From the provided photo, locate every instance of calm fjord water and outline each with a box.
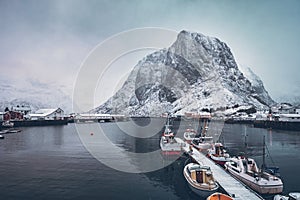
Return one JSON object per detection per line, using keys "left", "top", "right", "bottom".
{"left": 0, "top": 119, "right": 299, "bottom": 200}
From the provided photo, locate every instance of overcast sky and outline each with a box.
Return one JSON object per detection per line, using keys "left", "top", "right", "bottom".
{"left": 1, "top": 0, "right": 300, "bottom": 103}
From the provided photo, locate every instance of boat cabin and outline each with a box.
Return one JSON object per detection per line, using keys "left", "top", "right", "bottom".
{"left": 244, "top": 158, "right": 259, "bottom": 175}
{"left": 187, "top": 165, "right": 215, "bottom": 185}
{"left": 228, "top": 157, "right": 260, "bottom": 176}
{"left": 214, "top": 143, "right": 225, "bottom": 156}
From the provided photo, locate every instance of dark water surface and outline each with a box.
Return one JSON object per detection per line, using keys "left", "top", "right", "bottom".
{"left": 0, "top": 119, "right": 299, "bottom": 200}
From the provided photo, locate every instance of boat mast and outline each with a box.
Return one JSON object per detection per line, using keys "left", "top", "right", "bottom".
{"left": 262, "top": 135, "right": 266, "bottom": 171}
{"left": 202, "top": 117, "right": 207, "bottom": 137}
{"left": 167, "top": 113, "right": 170, "bottom": 127}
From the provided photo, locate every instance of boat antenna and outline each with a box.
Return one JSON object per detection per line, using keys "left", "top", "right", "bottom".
{"left": 167, "top": 113, "right": 170, "bottom": 126}
{"left": 202, "top": 117, "right": 208, "bottom": 137}
{"left": 244, "top": 134, "right": 248, "bottom": 147}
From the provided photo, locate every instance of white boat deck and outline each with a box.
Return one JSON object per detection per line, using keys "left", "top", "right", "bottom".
{"left": 182, "top": 143, "right": 264, "bottom": 200}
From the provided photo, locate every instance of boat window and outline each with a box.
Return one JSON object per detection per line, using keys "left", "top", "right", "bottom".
{"left": 196, "top": 171, "right": 203, "bottom": 183}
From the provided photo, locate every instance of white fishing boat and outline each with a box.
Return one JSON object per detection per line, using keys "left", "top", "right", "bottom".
{"left": 190, "top": 124, "right": 213, "bottom": 151}
{"left": 191, "top": 136, "right": 213, "bottom": 150}
{"left": 184, "top": 127, "right": 213, "bottom": 149}
{"left": 160, "top": 115, "right": 184, "bottom": 155}
{"left": 183, "top": 163, "right": 219, "bottom": 198}
{"left": 207, "top": 143, "right": 230, "bottom": 166}
{"left": 274, "top": 192, "right": 300, "bottom": 200}
{"left": 224, "top": 156, "right": 283, "bottom": 194}
{"left": 207, "top": 192, "right": 234, "bottom": 200}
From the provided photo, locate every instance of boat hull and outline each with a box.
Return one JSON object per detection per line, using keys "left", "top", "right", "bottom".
{"left": 183, "top": 164, "right": 219, "bottom": 198}
{"left": 192, "top": 143, "right": 212, "bottom": 151}
{"left": 226, "top": 166, "right": 283, "bottom": 194}
{"left": 207, "top": 154, "right": 230, "bottom": 167}
{"left": 188, "top": 183, "right": 218, "bottom": 198}
{"left": 184, "top": 138, "right": 193, "bottom": 144}
{"left": 160, "top": 137, "right": 182, "bottom": 155}
{"left": 206, "top": 192, "right": 233, "bottom": 200}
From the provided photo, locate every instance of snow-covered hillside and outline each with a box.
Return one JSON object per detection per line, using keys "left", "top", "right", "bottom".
{"left": 94, "top": 30, "right": 276, "bottom": 116}
{"left": 239, "top": 65, "right": 274, "bottom": 106}
{"left": 0, "top": 77, "right": 72, "bottom": 113}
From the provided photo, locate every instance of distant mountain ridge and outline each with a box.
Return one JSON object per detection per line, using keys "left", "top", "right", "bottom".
{"left": 94, "top": 30, "right": 275, "bottom": 116}
{"left": 0, "top": 77, "right": 72, "bottom": 113}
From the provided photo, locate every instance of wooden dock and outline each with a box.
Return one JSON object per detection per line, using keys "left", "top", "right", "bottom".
{"left": 181, "top": 143, "right": 264, "bottom": 200}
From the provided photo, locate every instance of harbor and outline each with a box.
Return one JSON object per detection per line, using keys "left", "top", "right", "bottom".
{"left": 2, "top": 1, "right": 300, "bottom": 200}
{"left": 0, "top": 119, "right": 299, "bottom": 200}
{"left": 161, "top": 114, "right": 280, "bottom": 200}
{"left": 0, "top": 108, "right": 298, "bottom": 200}
{"left": 181, "top": 144, "right": 263, "bottom": 200}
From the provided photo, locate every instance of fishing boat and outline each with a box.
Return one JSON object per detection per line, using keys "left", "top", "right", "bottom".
{"left": 191, "top": 136, "right": 213, "bottom": 150}
{"left": 160, "top": 115, "right": 184, "bottom": 155}
{"left": 183, "top": 128, "right": 197, "bottom": 143}
{"left": 274, "top": 192, "right": 300, "bottom": 200}
{"left": 207, "top": 143, "right": 231, "bottom": 166}
{"left": 224, "top": 156, "right": 283, "bottom": 194}
{"left": 0, "top": 129, "right": 9, "bottom": 134}
{"left": 207, "top": 192, "right": 234, "bottom": 200}
{"left": 7, "top": 129, "right": 21, "bottom": 133}
{"left": 191, "top": 125, "right": 213, "bottom": 151}
{"left": 183, "top": 163, "right": 219, "bottom": 198}
{"left": 191, "top": 114, "right": 213, "bottom": 151}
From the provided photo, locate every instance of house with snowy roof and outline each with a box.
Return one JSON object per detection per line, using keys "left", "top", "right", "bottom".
{"left": 28, "top": 108, "right": 64, "bottom": 120}
{"left": 11, "top": 105, "right": 31, "bottom": 115}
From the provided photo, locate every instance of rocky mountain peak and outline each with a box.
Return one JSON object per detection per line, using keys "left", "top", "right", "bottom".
{"left": 94, "top": 30, "right": 275, "bottom": 116}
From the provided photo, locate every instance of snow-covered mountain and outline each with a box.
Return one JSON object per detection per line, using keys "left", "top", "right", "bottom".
{"left": 238, "top": 65, "right": 274, "bottom": 106}
{"left": 0, "top": 77, "right": 72, "bottom": 113}
{"left": 94, "top": 30, "right": 275, "bottom": 116}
